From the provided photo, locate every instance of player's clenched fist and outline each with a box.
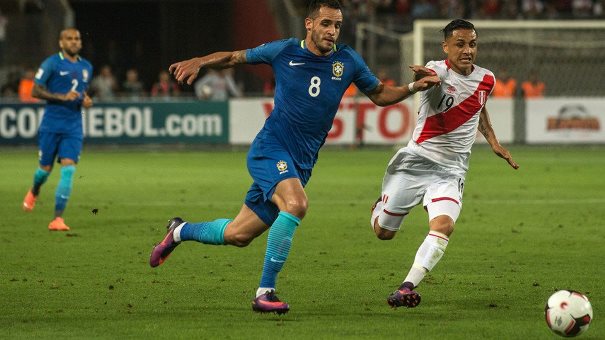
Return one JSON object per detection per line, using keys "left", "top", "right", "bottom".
{"left": 62, "top": 91, "right": 80, "bottom": 102}
{"left": 82, "top": 93, "right": 93, "bottom": 108}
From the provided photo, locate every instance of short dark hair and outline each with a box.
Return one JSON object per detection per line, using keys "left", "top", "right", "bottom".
{"left": 441, "top": 19, "right": 476, "bottom": 39}
{"left": 307, "top": 0, "right": 342, "bottom": 18}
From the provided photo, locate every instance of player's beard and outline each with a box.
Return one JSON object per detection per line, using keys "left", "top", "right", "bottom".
{"left": 63, "top": 46, "right": 81, "bottom": 58}
{"left": 311, "top": 31, "right": 334, "bottom": 55}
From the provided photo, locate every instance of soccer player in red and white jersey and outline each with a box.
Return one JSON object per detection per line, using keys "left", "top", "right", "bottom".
{"left": 370, "top": 19, "right": 519, "bottom": 308}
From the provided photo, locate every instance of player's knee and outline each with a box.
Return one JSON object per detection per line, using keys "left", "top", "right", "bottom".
{"left": 376, "top": 231, "right": 396, "bottom": 240}
{"left": 374, "top": 224, "right": 397, "bottom": 240}
{"left": 60, "top": 158, "right": 76, "bottom": 166}
{"left": 283, "top": 197, "right": 308, "bottom": 219}
{"left": 429, "top": 215, "right": 455, "bottom": 236}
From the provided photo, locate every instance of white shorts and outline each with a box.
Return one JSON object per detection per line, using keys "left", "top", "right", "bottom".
{"left": 374, "top": 151, "right": 465, "bottom": 231}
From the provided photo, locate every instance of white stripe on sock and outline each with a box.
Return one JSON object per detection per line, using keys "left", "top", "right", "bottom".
{"left": 172, "top": 222, "right": 186, "bottom": 243}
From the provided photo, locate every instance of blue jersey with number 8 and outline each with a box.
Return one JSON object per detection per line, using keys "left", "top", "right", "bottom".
{"left": 246, "top": 38, "right": 379, "bottom": 169}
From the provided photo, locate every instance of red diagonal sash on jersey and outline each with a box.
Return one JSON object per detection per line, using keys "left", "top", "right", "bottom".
{"left": 415, "top": 74, "right": 494, "bottom": 144}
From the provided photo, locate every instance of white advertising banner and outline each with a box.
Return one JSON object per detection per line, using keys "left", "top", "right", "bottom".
{"left": 230, "top": 97, "right": 514, "bottom": 145}
{"left": 229, "top": 97, "right": 417, "bottom": 145}
{"left": 229, "top": 98, "right": 270, "bottom": 144}
{"left": 526, "top": 98, "right": 604, "bottom": 143}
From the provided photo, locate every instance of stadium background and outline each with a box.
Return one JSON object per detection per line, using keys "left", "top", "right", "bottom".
{"left": 1, "top": 1, "right": 604, "bottom": 339}
{"left": 1, "top": 0, "right": 604, "bottom": 147}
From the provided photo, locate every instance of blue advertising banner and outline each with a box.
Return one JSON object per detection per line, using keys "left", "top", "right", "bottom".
{"left": 0, "top": 101, "right": 229, "bottom": 144}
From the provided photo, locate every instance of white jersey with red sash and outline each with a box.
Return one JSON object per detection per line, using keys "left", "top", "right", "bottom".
{"left": 406, "top": 59, "right": 495, "bottom": 174}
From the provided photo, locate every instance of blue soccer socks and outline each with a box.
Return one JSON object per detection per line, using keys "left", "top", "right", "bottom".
{"left": 178, "top": 219, "right": 231, "bottom": 245}
{"left": 54, "top": 165, "right": 75, "bottom": 215}
{"left": 259, "top": 211, "right": 301, "bottom": 289}
{"left": 168, "top": 211, "right": 300, "bottom": 290}
{"left": 32, "top": 167, "right": 50, "bottom": 195}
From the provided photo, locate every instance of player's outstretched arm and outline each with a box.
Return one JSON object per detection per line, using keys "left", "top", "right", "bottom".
{"left": 366, "top": 75, "right": 440, "bottom": 107}
{"left": 169, "top": 50, "right": 247, "bottom": 85}
{"left": 32, "top": 84, "right": 79, "bottom": 102}
{"left": 479, "top": 106, "right": 519, "bottom": 170}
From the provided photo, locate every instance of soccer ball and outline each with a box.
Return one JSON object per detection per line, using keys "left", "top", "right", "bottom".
{"left": 545, "top": 290, "right": 593, "bottom": 337}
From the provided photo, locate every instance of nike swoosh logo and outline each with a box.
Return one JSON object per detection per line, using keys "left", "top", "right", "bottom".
{"left": 270, "top": 257, "right": 285, "bottom": 263}
{"left": 60, "top": 71, "right": 69, "bottom": 76}
{"left": 59, "top": 195, "right": 69, "bottom": 199}
{"left": 289, "top": 61, "right": 305, "bottom": 66}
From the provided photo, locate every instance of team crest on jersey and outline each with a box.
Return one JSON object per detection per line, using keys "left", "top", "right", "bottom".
{"left": 82, "top": 69, "right": 89, "bottom": 82}
{"left": 276, "top": 160, "right": 288, "bottom": 174}
{"left": 332, "top": 61, "right": 344, "bottom": 80}
{"left": 478, "top": 90, "right": 487, "bottom": 105}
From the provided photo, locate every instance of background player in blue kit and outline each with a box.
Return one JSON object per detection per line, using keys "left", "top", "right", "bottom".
{"left": 150, "top": 0, "right": 439, "bottom": 314}
{"left": 22, "top": 28, "right": 93, "bottom": 231}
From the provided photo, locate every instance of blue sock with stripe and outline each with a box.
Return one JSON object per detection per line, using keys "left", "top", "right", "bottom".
{"left": 32, "top": 168, "right": 50, "bottom": 195}
{"left": 259, "top": 211, "right": 301, "bottom": 289}
{"left": 55, "top": 165, "right": 75, "bottom": 214}
{"left": 179, "top": 219, "right": 230, "bottom": 245}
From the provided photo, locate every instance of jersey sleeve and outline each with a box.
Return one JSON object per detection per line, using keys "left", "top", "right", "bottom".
{"left": 34, "top": 56, "right": 55, "bottom": 86}
{"left": 246, "top": 38, "right": 294, "bottom": 65}
{"left": 86, "top": 61, "right": 94, "bottom": 90}
{"left": 425, "top": 60, "right": 447, "bottom": 81}
{"left": 486, "top": 70, "right": 496, "bottom": 96}
{"left": 348, "top": 48, "right": 379, "bottom": 94}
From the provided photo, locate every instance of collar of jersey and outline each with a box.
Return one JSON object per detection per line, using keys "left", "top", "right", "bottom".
{"left": 59, "top": 51, "right": 81, "bottom": 62}
{"left": 300, "top": 39, "right": 337, "bottom": 55}
{"left": 444, "top": 58, "right": 475, "bottom": 76}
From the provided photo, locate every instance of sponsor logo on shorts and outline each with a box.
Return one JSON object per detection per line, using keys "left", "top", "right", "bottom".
{"left": 276, "top": 160, "right": 288, "bottom": 174}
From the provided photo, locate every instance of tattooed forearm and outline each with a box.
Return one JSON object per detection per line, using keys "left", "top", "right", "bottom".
{"left": 478, "top": 119, "right": 490, "bottom": 137}
{"left": 231, "top": 50, "right": 247, "bottom": 65}
{"left": 32, "top": 84, "right": 64, "bottom": 101}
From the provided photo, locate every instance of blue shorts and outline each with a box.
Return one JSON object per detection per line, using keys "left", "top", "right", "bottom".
{"left": 245, "top": 135, "right": 311, "bottom": 226}
{"left": 38, "top": 131, "right": 83, "bottom": 166}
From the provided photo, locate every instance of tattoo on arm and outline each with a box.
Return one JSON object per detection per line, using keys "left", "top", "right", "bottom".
{"left": 231, "top": 50, "right": 247, "bottom": 65}
{"left": 32, "top": 84, "right": 63, "bottom": 101}
{"left": 200, "top": 50, "right": 247, "bottom": 70}
{"left": 478, "top": 118, "right": 490, "bottom": 137}
{"left": 479, "top": 108, "right": 499, "bottom": 146}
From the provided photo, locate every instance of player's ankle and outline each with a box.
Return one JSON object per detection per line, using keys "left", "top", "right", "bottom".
{"left": 402, "top": 281, "right": 415, "bottom": 290}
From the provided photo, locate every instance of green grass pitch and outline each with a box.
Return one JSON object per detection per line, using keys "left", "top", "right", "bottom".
{"left": 1, "top": 145, "right": 603, "bottom": 339}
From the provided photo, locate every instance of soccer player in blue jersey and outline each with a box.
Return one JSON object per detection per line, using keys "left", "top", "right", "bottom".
{"left": 22, "top": 28, "right": 93, "bottom": 231}
{"left": 150, "top": 0, "right": 439, "bottom": 314}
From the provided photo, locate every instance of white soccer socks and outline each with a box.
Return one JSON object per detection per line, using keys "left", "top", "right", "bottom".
{"left": 403, "top": 231, "right": 449, "bottom": 287}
